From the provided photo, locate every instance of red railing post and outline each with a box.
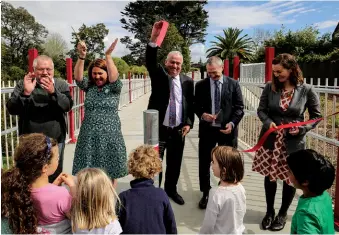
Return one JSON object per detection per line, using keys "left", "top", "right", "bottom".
{"left": 80, "top": 90, "right": 84, "bottom": 122}
{"left": 191, "top": 71, "right": 194, "bottom": 80}
{"left": 233, "top": 56, "right": 240, "bottom": 80}
{"left": 66, "top": 58, "right": 76, "bottom": 143}
{"left": 334, "top": 128, "right": 339, "bottom": 230}
{"left": 224, "top": 58, "right": 229, "bottom": 76}
{"left": 28, "top": 48, "right": 38, "bottom": 73}
{"left": 128, "top": 71, "right": 132, "bottom": 103}
{"left": 265, "top": 47, "right": 275, "bottom": 83}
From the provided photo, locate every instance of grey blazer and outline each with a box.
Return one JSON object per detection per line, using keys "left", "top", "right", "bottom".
{"left": 257, "top": 82, "right": 321, "bottom": 154}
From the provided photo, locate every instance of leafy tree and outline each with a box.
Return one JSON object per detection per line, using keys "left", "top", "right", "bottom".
{"left": 43, "top": 33, "right": 68, "bottom": 59}
{"left": 68, "top": 23, "right": 109, "bottom": 67}
{"left": 181, "top": 44, "right": 191, "bottom": 73}
{"left": 252, "top": 25, "right": 338, "bottom": 63}
{"left": 252, "top": 28, "right": 271, "bottom": 52}
{"left": 332, "top": 22, "right": 339, "bottom": 46}
{"left": 121, "top": 54, "right": 138, "bottom": 66}
{"left": 112, "top": 57, "right": 130, "bottom": 77}
{"left": 130, "top": 65, "right": 148, "bottom": 75}
{"left": 206, "top": 28, "right": 254, "bottom": 61}
{"left": 43, "top": 33, "right": 68, "bottom": 79}
{"left": 1, "top": 2, "right": 48, "bottom": 75}
{"left": 120, "top": 1, "right": 208, "bottom": 64}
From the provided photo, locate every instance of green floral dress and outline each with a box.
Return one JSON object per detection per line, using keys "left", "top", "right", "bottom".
{"left": 72, "top": 78, "right": 127, "bottom": 179}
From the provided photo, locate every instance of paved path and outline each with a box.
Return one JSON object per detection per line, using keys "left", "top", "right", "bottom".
{"left": 63, "top": 93, "right": 299, "bottom": 234}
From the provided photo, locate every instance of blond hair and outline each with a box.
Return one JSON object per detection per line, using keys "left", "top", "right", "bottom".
{"left": 71, "top": 168, "right": 120, "bottom": 232}
{"left": 128, "top": 145, "right": 162, "bottom": 179}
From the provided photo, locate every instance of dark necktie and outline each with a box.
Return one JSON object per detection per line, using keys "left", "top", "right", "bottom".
{"left": 214, "top": 80, "right": 220, "bottom": 114}
{"left": 169, "top": 79, "right": 176, "bottom": 127}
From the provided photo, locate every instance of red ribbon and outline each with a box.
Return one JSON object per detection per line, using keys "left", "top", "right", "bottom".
{"left": 241, "top": 111, "right": 339, "bottom": 153}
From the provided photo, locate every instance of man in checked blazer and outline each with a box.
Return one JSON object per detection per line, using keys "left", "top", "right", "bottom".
{"left": 194, "top": 56, "right": 244, "bottom": 209}
{"left": 145, "top": 21, "right": 195, "bottom": 205}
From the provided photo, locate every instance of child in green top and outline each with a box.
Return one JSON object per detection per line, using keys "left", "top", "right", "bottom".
{"left": 287, "top": 149, "right": 335, "bottom": 234}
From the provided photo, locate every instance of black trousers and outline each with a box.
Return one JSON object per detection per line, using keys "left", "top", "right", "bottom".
{"left": 199, "top": 127, "right": 236, "bottom": 193}
{"left": 159, "top": 124, "right": 185, "bottom": 193}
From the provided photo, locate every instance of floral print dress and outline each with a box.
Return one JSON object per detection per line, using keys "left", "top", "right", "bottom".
{"left": 72, "top": 77, "right": 127, "bottom": 179}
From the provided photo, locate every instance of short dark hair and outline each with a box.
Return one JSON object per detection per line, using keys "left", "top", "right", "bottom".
{"left": 287, "top": 149, "right": 335, "bottom": 196}
{"left": 211, "top": 146, "right": 244, "bottom": 183}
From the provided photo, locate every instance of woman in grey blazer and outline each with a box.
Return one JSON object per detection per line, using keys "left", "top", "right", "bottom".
{"left": 252, "top": 53, "right": 321, "bottom": 231}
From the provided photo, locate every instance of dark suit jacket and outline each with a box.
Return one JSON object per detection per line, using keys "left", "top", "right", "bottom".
{"left": 145, "top": 44, "right": 194, "bottom": 128}
{"left": 194, "top": 76, "right": 244, "bottom": 140}
{"left": 257, "top": 82, "right": 321, "bottom": 154}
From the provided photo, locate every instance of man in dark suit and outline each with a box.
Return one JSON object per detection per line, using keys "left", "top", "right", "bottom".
{"left": 194, "top": 56, "right": 244, "bottom": 209}
{"left": 145, "top": 21, "right": 194, "bottom": 205}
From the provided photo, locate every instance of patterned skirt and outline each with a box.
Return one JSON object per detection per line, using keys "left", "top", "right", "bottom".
{"left": 252, "top": 129, "right": 292, "bottom": 185}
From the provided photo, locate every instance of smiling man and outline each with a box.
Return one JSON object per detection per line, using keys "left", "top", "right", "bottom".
{"left": 6, "top": 55, "right": 73, "bottom": 183}
{"left": 145, "top": 21, "right": 195, "bottom": 205}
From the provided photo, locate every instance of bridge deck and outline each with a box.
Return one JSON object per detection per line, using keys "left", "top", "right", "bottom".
{"left": 63, "top": 93, "right": 299, "bottom": 234}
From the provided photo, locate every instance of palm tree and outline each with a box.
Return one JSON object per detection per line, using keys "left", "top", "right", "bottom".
{"left": 206, "top": 28, "right": 254, "bottom": 60}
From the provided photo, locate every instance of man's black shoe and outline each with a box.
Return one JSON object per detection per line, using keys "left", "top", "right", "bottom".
{"left": 166, "top": 191, "right": 185, "bottom": 205}
{"left": 198, "top": 193, "right": 209, "bottom": 209}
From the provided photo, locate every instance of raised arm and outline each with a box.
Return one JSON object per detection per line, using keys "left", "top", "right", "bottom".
{"left": 145, "top": 21, "right": 163, "bottom": 77}
{"left": 74, "top": 41, "right": 87, "bottom": 82}
{"left": 105, "top": 39, "right": 119, "bottom": 83}
{"left": 6, "top": 73, "right": 36, "bottom": 116}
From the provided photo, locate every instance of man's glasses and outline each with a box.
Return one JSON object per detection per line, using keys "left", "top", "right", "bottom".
{"left": 36, "top": 68, "right": 54, "bottom": 72}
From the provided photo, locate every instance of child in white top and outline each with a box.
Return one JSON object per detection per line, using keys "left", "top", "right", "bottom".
{"left": 200, "top": 146, "right": 246, "bottom": 234}
{"left": 71, "top": 168, "right": 122, "bottom": 234}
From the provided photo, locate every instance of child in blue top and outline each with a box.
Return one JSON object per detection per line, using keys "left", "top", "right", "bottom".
{"left": 287, "top": 149, "right": 335, "bottom": 234}
{"left": 117, "top": 145, "right": 177, "bottom": 234}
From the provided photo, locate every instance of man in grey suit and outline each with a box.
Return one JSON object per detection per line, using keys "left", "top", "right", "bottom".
{"left": 194, "top": 56, "right": 244, "bottom": 209}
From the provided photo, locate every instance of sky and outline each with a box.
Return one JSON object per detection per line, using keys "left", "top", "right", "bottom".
{"left": 8, "top": 0, "right": 339, "bottom": 63}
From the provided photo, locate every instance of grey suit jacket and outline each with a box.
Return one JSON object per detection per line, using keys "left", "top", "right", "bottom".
{"left": 257, "top": 82, "right": 321, "bottom": 154}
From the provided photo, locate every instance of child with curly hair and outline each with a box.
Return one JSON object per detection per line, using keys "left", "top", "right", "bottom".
{"left": 1, "top": 133, "right": 75, "bottom": 234}
{"left": 117, "top": 145, "right": 177, "bottom": 234}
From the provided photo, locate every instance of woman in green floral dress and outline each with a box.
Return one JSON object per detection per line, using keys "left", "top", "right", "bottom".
{"left": 72, "top": 39, "right": 127, "bottom": 181}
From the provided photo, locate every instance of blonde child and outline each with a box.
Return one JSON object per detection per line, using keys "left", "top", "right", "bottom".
{"left": 200, "top": 146, "right": 246, "bottom": 234}
{"left": 71, "top": 168, "right": 122, "bottom": 234}
{"left": 117, "top": 145, "right": 177, "bottom": 234}
{"left": 1, "top": 133, "right": 75, "bottom": 234}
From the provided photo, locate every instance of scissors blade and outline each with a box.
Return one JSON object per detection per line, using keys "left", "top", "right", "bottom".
{"left": 71, "top": 26, "right": 81, "bottom": 41}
